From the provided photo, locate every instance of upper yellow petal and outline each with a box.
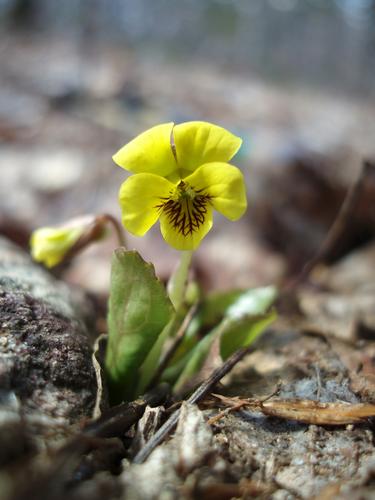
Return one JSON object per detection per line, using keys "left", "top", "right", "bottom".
{"left": 113, "top": 122, "right": 177, "bottom": 177}
{"left": 119, "top": 173, "right": 174, "bottom": 236}
{"left": 184, "top": 162, "right": 247, "bottom": 221}
{"left": 173, "top": 121, "right": 242, "bottom": 174}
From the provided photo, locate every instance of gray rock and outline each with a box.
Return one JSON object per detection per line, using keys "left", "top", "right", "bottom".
{"left": 0, "top": 236, "right": 97, "bottom": 461}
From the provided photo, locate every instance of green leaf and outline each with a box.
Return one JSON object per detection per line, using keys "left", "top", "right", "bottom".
{"left": 220, "top": 309, "right": 276, "bottom": 360}
{"left": 105, "top": 249, "right": 174, "bottom": 402}
{"left": 168, "top": 286, "right": 277, "bottom": 367}
{"left": 161, "top": 352, "right": 191, "bottom": 384}
{"left": 220, "top": 286, "right": 278, "bottom": 359}
{"left": 198, "top": 289, "right": 244, "bottom": 326}
{"left": 165, "top": 313, "right": 200, "bottom": 367}
{"left": 172, "top": 329, "right": 216, "bottom": 394}
{"left": 135, "top": 311, "right": 182, "bottom": 396}
{"left": 172, "top": 286, "right": 277, "bottom": 394}
{"left": 165, "top": 290, "right": 242, "bottom": 367}
{"left": 225, "top": 286, "right": 277, "bottom": 319}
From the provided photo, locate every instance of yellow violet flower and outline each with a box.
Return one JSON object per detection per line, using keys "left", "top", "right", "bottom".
{"left": 113, "top": 121, "right": 247, "bottom": 250}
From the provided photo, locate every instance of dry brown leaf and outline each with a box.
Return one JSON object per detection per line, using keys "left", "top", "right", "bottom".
{"left": 209, "top": 394, "right": 375, "bottom": 425}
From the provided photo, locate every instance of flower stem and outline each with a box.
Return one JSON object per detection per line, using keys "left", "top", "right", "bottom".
{"left": 98, "top": 214, "right": 127, "bottom": 248}
{"left": 167, "top": 250, "right": 193, "bottom": 310}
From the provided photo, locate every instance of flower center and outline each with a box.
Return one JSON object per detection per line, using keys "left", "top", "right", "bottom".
{"left": 156, "top": 181, "right": 212, "bottom": 236}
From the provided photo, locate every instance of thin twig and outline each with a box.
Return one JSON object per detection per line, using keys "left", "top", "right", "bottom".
{"left": 207, "top": 401, "right": 246, "bottom": 425}
{"left": 83, "top": 383, "right": 170, "bottom": 439}
{"left": 133, "top": 347, "right": 249, "bottom": 464}
{"left": 147, "top": 304, "right": 198, "bottom": 389}
{"left": 288, "top": 160, "right": 374, "bottom": 289}
{"left": 208, "top": 384, "right": 282, "bottom": 425}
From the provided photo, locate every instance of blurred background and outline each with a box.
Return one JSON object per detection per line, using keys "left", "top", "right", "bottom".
{"left": 1, "top": 0, "right": 375, "bottom": 294}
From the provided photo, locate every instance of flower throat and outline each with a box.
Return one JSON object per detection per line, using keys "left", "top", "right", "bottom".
{"left": 156, "top": 181, "right": 212, "bottom": 236}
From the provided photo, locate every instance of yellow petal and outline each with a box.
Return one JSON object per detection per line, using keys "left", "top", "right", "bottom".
{"left": 173, "top": 121, "right": 242, "bottom": 173}
{"left": 160, "top": 204, "right": 213, "bottom": 251}
{"left": 113, "top": 122, "right": 177, "bottom": 177}
{"left": 30, "top": 226, "right": 83, "bottom": 268}
{"left": 184, "top": 162, "right": 247, "bottom": 220}
{"left": 119, "top": 173, "right": 174, "bottom": 236}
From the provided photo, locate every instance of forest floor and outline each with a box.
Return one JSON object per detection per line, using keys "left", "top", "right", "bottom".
{"left": 0, "top": 34, "right": 374, "bottom": 499}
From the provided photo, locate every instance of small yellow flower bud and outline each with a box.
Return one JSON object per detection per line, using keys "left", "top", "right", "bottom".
{"left": 30, "top": 215, "right": 105, "bottom": 268}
